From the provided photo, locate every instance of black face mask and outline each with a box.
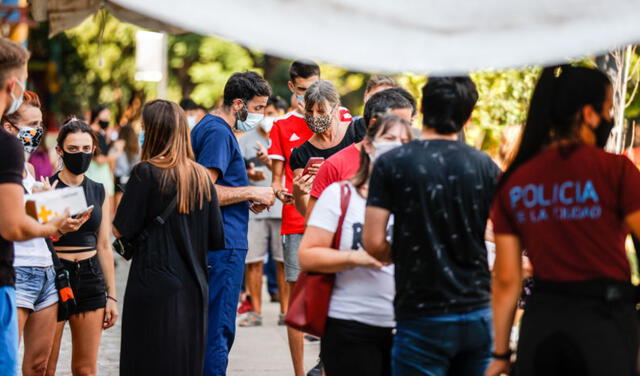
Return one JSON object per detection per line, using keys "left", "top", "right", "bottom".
{"left": 98, "top": 120, "right": 109, "bottom": 130}
{"left": 594, "top": 114, "right": 615, "bottom": 149}
{"left": 62, "top": 151, "right": 92, "bottom": 175}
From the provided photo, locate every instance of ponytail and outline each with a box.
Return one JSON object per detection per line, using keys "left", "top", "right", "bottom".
{"left": 498, "top": 65, "right": 611, "bottom": 189}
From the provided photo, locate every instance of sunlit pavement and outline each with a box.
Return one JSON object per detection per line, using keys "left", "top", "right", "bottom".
{"left": 21, "top": 255, "right": 318, "bottom": 375}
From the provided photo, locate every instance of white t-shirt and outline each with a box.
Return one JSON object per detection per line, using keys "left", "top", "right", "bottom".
{"left": 307, "top": 182, "right": 395, "bottom": 328}
{"left": 13, "top": 166, "right": 52, "bottom": 267}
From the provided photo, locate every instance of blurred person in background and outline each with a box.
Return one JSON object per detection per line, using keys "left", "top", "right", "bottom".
{"left": 109, "top": 125, "right": 140, "bottom": 210}
{"left": 238, "top": 95, "right": 286, "bottom": 327}
{"left": 114, "top": 99, "right": 224, "bottom": 376}
{"left": 349, "top": 75, "right": 398, "bottom": 142}
{"left": 86, "top": 105, "right": 116, "bottom": 215}
{"left": 46, "top": 119, "right": 119, "bottom": 376}
{"left": 180, "top": 98, "right": 208, "bottom": 129}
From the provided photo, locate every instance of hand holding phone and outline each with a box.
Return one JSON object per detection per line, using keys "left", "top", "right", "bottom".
{"left": 73, "top": 205, "right": 95, "bottom": 220}
{"left": 302, "top": 157, "right": 324, "bottom": 176}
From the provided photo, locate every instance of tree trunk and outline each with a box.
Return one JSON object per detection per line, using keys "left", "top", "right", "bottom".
{"left": 596, "top": 46, "right": 633, "bottom": 153}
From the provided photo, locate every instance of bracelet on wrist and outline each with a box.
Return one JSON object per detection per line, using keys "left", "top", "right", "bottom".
{"left": 491, "top": 350, "right": 512, "bottom": 360}
{"left": 56, "top": 228, "right": 65, "bottom": 237}
{"left": 106, "top": 295, "right": 118, "bottom": 303}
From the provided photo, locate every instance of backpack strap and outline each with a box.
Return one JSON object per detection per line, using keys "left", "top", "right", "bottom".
{"left": 332, "top": 182, "right": 352, "bottom": 250}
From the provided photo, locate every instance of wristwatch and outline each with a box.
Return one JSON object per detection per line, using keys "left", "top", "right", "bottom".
{"left": 491, "top": 350, "right": 512, "bottom": 360}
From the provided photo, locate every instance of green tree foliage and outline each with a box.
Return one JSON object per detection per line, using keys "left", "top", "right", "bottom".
{"left": 53, "top": 12, "right": 548, "bottom": 155}
{"left": 469, "top": 68, "right": 540, "bottom": 154}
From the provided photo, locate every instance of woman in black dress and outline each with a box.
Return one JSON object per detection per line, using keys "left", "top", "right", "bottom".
{"left": 113, "top": 99, "right": 224, "bottom": 375}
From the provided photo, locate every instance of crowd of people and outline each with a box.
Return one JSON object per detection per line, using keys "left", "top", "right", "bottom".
{"left": 1, "top": 34, "right": 640, "bottom": 376}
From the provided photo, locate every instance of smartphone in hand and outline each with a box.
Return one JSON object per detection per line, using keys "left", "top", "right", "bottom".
{"left": 72, "top": 205, "right": 95, "bottom": 219}
{"left": 302, "top": 157, "right": 325, "bottom": 176}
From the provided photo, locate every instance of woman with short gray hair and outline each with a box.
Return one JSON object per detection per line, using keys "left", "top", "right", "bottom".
{"left": 290, "top": 80, "right": 359, "bottom": 217}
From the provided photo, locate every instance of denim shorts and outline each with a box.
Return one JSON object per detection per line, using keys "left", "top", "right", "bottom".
{"left": 282, "top": 233, "right": 303, "bottom": 282}
{"left": 15, "top": 265, "right": 58, "bottom": 312}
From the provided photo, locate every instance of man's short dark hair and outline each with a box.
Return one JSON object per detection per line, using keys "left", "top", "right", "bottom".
{"left": 223, "top": 71, "right": 272, "bottom": 107}
{"left": 421, "top": 76, "right": 478, "bottom": 134}
{"left": 180, "top": 98, "right": 197, "bottom": 111}
{"left": 289, "top": 60, "right": 320, "bottom": 82}
{"left": 388, "top": 87, "right": 417, "bottom": 117}
{"left": 0, "top": 38, "right": 29, "bottom": 88}
{"left": 363, "top": 88, "right": 414, "bottom": 126}
{"left": 267, "top": 95, "right": 289, "bottom": 113}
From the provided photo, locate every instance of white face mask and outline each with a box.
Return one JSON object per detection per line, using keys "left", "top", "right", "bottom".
{"left": 372, "top": 141, "right": 402, "bottom": 161}
{"left": 236, "top": 112, "right": 264, "bottom": 132}
{"left": 6, "top": 79, "right": 25, "bottom": 115}
{"left": 187, "top": 115, "right": 197, "bottom": 129}
{"left": 259, "top": 116, "right": 276, "bottom": 133}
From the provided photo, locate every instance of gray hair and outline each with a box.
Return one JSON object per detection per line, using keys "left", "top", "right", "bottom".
{"left": 304, "top": 80, "right": 340, "bottom": 113}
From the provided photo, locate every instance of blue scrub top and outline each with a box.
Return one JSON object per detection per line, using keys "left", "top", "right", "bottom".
{"left": 191, "top": 114, "right": 249, "bottom": 250}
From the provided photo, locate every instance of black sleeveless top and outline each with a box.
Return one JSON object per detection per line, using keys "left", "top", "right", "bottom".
{"left": 50, "top": 172, "right": 105, "bottom": 248}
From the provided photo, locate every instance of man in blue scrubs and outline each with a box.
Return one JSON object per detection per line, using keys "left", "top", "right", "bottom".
{"left": 192, "top": 71, "right": 276, "bottom": 376}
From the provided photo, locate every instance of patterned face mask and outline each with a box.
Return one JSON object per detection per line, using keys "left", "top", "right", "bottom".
{"left": 15, "top": 124, "right": 44, "bottom": 153}
{"left": 305, "top": 106, "right": 336, "bottom": 134}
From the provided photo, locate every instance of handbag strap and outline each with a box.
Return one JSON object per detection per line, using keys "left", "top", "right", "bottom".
{"left": 45, "top": 237, "right": 63, "bottom": 270}
{"left": 154, "top": 196, "right": 178, "bottom": 225}
{"left": 139, "top": 196, "right": 177, "bottom": 239}
{"left": 332, "top": 182, "right": 352, "bottom": 250}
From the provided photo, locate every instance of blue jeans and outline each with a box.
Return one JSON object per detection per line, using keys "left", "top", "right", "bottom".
{"left": 392, "top": 308, "right": 492, "bottom": 376}
{"left": 0, "top": 286, "right": 18, "bottom": 376}
{"left": 204, "top": 249, "right": 247, "bottom": 376}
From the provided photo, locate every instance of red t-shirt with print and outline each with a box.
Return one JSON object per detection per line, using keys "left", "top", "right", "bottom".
{"left": 268, "top": 111, "right": 314, "bottom": 234}
{"left": 491, "top": 144, "right": 640, "bottom": 282}
{"left": 310, "top": 144, "right": 360, "bottom": 199}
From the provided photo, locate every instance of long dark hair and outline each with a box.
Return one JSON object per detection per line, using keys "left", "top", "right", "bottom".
{"left": 351, "top": 114, "right": 412, "bottom": 190}
{"left": 498, "top": 65, "right": 611, "bottom": 189}
{"left": 118, "top": 125, "right": 140, "bottom": 163}
{"left": 141, "top": 99, "right": 212, "bottom": 214}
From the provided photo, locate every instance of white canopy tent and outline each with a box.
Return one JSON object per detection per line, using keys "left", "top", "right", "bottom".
{"left": 31, "top": 0, "right": 640, "bottom": 74}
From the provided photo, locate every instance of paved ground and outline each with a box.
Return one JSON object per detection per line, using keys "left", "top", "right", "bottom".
{"left": 21, "top": 257, "right": 319, "bottom": 375}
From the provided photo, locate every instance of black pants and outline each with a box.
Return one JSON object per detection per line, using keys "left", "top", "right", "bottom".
{"left": 321, "top": 317, "right": 393, "bottom": 376}
{"left": 516, "top": 280, "right": 639, "bottom": 376}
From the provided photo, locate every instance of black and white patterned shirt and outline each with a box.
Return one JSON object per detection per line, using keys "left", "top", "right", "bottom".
{"left": 367, "top": 139, "right": 501, "bottom": 318}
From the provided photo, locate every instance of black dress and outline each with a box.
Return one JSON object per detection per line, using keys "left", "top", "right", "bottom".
{"left": 114, "top": 162, "right": 224, "bottom": 376}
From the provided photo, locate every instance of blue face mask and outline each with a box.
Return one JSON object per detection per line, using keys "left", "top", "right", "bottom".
{"left": 296, "top": 94, "right": 304, "bottom": 104}
{"left": 138, "top": 130, "right": 145, "bottom": 148}
{"left": 236, "top": 112, "right": 264, "bottom": 132}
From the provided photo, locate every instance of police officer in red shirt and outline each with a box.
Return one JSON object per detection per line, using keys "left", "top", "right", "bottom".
{"left": 489, "top": 65, "right": 640, "bottom": 376}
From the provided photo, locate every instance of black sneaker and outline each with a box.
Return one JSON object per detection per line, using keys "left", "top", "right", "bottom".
{"left": 306, "top": 360, "right": 323, "bottom": 376}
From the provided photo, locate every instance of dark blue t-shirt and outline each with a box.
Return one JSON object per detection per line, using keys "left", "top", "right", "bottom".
{"left": 191, "top": 114, "right": 249, "bottom": 250}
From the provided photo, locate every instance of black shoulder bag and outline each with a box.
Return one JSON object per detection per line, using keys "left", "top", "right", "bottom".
{"left": 113, "top": 197, "right": 177, "bottom": 260}
{"left": 45, "top": 238, "right": 77, "bottom": 319}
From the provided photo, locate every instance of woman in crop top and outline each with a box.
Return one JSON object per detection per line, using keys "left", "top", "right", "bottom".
{"left": 2, "top": 91, "right": 86, "bottom": 375}
{"left": 45, "top": 119, "right": 118, "bottom": 376}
